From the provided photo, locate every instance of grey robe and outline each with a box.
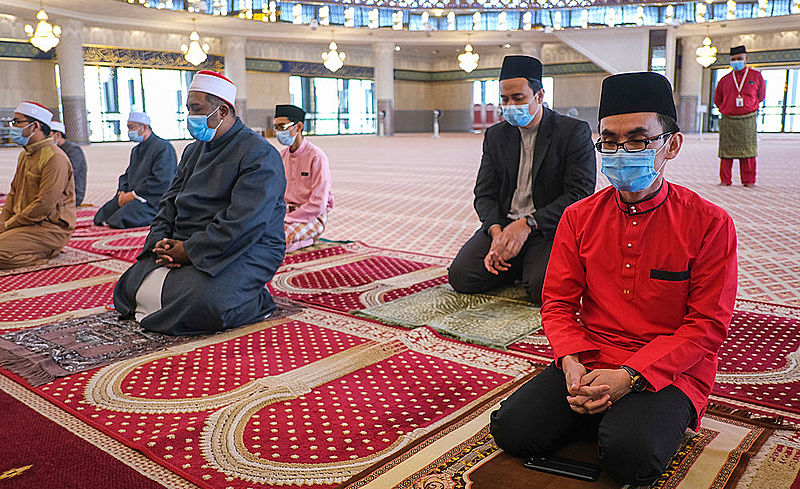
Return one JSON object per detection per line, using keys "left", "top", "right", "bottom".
{"left": 59, "top": 139, "right": 87, "bottom": 206}
{"left": 113, "top": 119, "right": 287, "bottom": 335}
{"left": 93, "top": 133, "right": 177, "bottom": 228}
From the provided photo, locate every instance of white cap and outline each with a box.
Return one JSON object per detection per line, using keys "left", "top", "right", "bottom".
{"left": 15, "top": 101, "right": 53, "bottom": 126}
{"left": 127, "top": 111, "right": 151, "bottom": 126}
{"left": 189, "top": 70, "right": 237, "bottom": 107}
{"left": 50, "top": 120, "right": 66, "bottom": 134}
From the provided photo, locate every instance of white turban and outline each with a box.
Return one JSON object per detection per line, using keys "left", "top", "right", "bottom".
{"left": 189, "top": 70, "right": 237, "bottom": 107}
{"left": 127, "top": 111, "right": 151, "bottom": 126}
{"left": 50, "top": 120, "right": 66, "bottom": 134}
{"left": 15, "top": 101, "right": 53, "bottom": 126}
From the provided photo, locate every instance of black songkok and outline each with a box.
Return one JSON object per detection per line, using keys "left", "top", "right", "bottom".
{"left": 499, "top": 55, "right": 543, "bottom": 84}
{"left": 598, "top": 72, "right": 677, "bottom": 122}
{"left": 275, "top": 104, "right": 306, "bottom": 124}
{"left": 730, "top": 45, "right": 747, "bottom": 55}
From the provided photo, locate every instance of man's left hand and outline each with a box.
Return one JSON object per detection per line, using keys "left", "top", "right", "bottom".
{"left": 153, "top": 239, "right": 190, "bottom": 268}
{"left": 567, "top": 369, "right": 632, "bottom": 415}
{"left": 497, "top": 218, "right": 531, "bottom": 261}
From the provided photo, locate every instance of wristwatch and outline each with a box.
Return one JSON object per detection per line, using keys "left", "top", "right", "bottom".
{"left": 525, "top": 213, "right": 538, "bottom": 231}
{"left": 620, "top": 365, "right": 648, "bottom": 392}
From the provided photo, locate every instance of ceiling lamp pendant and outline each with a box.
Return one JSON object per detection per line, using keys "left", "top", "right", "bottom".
{"left": 322, "top": 41, "right": 346, "bottom": 72}
{"left": 498, "top": 11, "right": 507, "bottom": 30}
{"left": 25, "top": 7, "right": 61, "bottom": 53}
{"left": 579, "top": 9, "right": 589, "bottom": 28}
{"left": 447, "top": 11, "right": 456, "bottom": 30}
{"left": 522, "top": 11, "right": 532, "bottom": 30}
{"left": 695, "top": 3, "right": 707, "bottom": 22}
{"left": 635, "top": 5, "right": 645, "bottom": 26}
{"left": 695, "top": 36, "right": 717, "bottom": 68}
{"left": 458, "top": 43, "right": 479, "bottom": 73}
{"left": 791, "top": 0, "right": 800, "bottom": 14}
{"left": 368, "top": 9, "right": 379, "bottom": 28}
{"left": 472, "top": 12, "right": 481, "bottom": 30}
{"left": 757, "top": 0, "right": 768, "bottom": 16}
{"left": 319, "top": 5, "right": 330, "bottom": 25}
{"left": 181, "top": 22, "right": 210, "bottom": 66}
{"left": 344, "top": 7, "right": 355, "bottom": 27}
{"left": 665, "top": 5, "right": 675, "bottom": 23}
{"left": 392, "top": 11, "right": 404, "bottom": 30}
{"left": 726, "top": 0, "right": 737, "bottom": 19}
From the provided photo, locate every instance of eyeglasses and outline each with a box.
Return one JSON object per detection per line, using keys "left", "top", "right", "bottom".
{"left": 273, "top": 122, "right": 297, "bottom": 131}
{"left": 8, "top": 119, "right": 32, "bottom": 127}
{"left": 594, "top": 132, "right": 673, "bottom": 154}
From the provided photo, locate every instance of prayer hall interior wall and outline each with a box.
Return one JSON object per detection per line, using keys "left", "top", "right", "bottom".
{"left": 245, "top": 71, "right": 291, "bottom": 130}
{"left": 0, "top": 59, "right": 58, "bottom": 120}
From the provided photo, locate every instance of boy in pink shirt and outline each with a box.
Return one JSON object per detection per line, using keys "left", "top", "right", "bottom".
{"left": 275, "top": 104, "right": 334, "bottom": 252}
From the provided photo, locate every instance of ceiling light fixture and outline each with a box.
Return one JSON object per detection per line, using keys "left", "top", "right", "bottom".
{"left": 458, "top": 43, "right": 479, "bottom": 73}
{"left": 322, "top": 41, "right": 346, "bottom": 72}
{"left": 695, "top": 36, "right": 717, "bottom": 68}
{"left": 25, "top": 6, "right": 61, "bottom": 53}
{"left": 181, "top": 20, "right": 209, "bottom": 66}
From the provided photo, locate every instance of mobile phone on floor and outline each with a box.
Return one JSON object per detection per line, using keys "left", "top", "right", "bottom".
{"left": 523, "top": 455, "right": 601, "bottom": 482}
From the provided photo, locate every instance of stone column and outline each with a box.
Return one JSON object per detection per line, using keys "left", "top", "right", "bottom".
{"left": 56, "top": 19, "right": 88, "bottom": 144}
{"left": 373, "top": 42, "right": 395, "bottom": 136}
{"left": 224, "top": 36, "right": 248, "bottom": 124}
{"left": 520, "top": 41, "right": 543, "bottom": 60}
{"left": 678, "top": 36, "right": 704, "bottom": 132}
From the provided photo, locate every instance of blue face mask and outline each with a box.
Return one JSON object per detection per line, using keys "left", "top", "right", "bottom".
{"left": 9, "top": 123, "right": 33, "bottom": 147}
{"left": 187, "top": 106, "right": 221, "bottom": 142}
{"left": 128, "top": 129, "right": 143, "bottom": 143}
{"left": 600, "top": 144, "right": 669, "bottom": 193}
{"left": 502, "top": 103, "right": 539, "bottom": 127}
{"left": 731, "top": 60, "right": 746, "bottom": 71}
{"left": 276, "top": 129, "right": 296, "bottom": 147}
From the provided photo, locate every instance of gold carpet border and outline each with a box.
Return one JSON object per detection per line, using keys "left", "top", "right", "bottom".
{"left": 0, "top": 375, "right": 200, "bottom": 489}
{"left": 735, "top": 300, "right": 800, "bottom": 320}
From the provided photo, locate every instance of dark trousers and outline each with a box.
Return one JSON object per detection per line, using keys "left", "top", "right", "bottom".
{"left": 448, "top": 229, "right": 554, "bottom": 304}
{"left": 93, "top": 197, "right": 157, "bottom": 229}
{"left": 490, "top": 363, "right": 696, "bottom": 486}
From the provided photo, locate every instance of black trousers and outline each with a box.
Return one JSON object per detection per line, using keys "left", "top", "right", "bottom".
{"left": 490, "top": 363, "right": 697, "bottom": 486}
{"left": 448, "top": 229, "right": 554, "bottom": 304}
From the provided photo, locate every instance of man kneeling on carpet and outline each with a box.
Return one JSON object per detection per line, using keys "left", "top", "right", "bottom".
{"left": 275, "top": 104, "right": 334, "bottom": 253}
{"left": 93, "top": 111, "right": 178, "bottom": 229}
{"left": 489, "top": 72, "right": 738, "bottom": 485}
{"left": 0, "top": 102, "right": 76, "bottom": 269}
{"left": 113, "top": 71, "right": 286, "bottom": 335}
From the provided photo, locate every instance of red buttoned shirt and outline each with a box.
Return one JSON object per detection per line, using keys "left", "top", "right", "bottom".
{"left": 542, "top": 182, "right": 737, "bottom": 424}
{"left": 714, "top": 67, "right": 766, "bottom": 116}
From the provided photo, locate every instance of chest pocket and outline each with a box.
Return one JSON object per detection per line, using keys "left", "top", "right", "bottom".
{"left": 650, "top": 269, "right": 690, "bottom": 281}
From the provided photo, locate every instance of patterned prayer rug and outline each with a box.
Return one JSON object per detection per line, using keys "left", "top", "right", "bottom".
{"left": 356, "top": 285, "right": 541, "bottom": 348}
{"left": 0, "top": 247, "right": 108, "bottom": 277}
{"left": 16, "top": 307, "right": 539, "bottom": 489}
{"left": 0, "top": 311, "right": 188, "bottom": 386}
{"left": 269, "top": 242, "right": 450, "bottom": 311}
{"left": 0, "top": 260, "right": 129, "bottom": 331}
{"left": 68, "top": 229, "right": 149, "bottom": 263}
{"left": 341, "top": 403, "right": 775, "bottom": 489}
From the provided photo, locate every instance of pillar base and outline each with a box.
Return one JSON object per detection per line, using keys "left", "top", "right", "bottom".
{"left": 62, "top": 96, "right": 89, "bottom": 144}
{"left": 377, "top": 99, "right": 394, "bottom": 137}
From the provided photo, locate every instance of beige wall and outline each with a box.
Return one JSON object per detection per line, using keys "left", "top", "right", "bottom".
{"left": 0, "top": 59, "right": 59, "bottom": 111}
{"left": 552, "top": 73, "right": 605, "bottom": 109}
{"left": 394, "top": 80, "right": 433, "bottom": 111}
{"left": 246, "top": 71, "right": 291, "bottom": 110}
{"left": 431, "top": 81, "right": 473, "bottom": 111}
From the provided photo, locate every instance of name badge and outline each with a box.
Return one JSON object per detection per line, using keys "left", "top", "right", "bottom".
{"left": 736, "top": 95, "right": 744, "bottom": 107}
